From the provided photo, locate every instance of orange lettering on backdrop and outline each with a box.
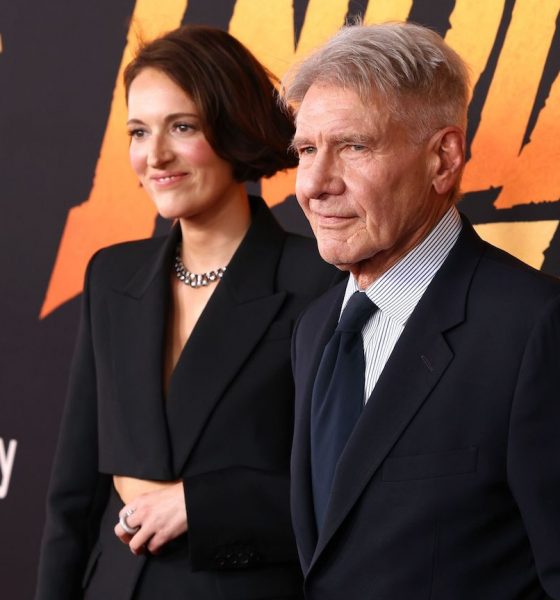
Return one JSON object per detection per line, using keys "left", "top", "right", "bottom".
{"left": 462, "top": 0, "right": 560, "bottom": 207}
{"left": 40, "top": 0, "right": 188, "bottom": 318}
{"left": 444, "top": 0, "right": 506, "bottom": 101}
{"left": 446, "top": 0, "right": 560, "bottom": 268}
{"left": 495, "top": 66, "right": 560, "bottom": 208}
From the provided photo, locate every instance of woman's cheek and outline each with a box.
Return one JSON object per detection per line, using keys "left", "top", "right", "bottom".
{"left": 183, "top": 137, "right": 215, "bottom": 167}
{"left": 129, "top": 145, "right": 146, "bottom": 177}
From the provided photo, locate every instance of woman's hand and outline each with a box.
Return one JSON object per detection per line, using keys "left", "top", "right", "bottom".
{"left": 114, "top": 481, "right": 188, "bottom": 555}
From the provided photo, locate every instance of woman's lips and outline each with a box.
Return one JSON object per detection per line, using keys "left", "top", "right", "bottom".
{"left": 150, "top": 173, "right": 189, "bottom": 187}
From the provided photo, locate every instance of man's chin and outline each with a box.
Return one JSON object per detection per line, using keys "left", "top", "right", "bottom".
{"left": 317, "top": 250, "right": 355, "bottom": 271}
{"left": 332, "top": 262, "right": 353, "bottom": 272}
{"left": 316, "top": 242, "right": 357, "bottom": 270}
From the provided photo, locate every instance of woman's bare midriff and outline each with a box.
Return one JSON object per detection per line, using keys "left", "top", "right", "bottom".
{"left": 113, "top": 475, "right": 179, "bottom": 505}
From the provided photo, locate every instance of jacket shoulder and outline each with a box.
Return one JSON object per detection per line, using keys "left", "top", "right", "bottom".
{"left": 477, "top": 240, "right": 560, "bottom": 305}
{"left": 86, "top": 235, "right": 167, "bottom": 288}
{"left": 300, "top": 279, "right": 347, "bottom": 323}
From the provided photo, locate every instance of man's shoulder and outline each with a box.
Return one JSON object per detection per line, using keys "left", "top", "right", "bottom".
{"left": 297, "top": 279, "right": 347, "bottom": 326}
{"left": 477, "top": 239, "right": 560, "bottom": 303}
{"left": 451, "top": 216, "right": 560, "bottom": 307}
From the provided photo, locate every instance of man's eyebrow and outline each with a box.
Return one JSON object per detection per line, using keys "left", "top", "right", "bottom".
{"left": 332, "top": 134, "right": 376, "bottom": 145}
{"left": 291, "top": 135, "right": 311, "bottom": 146}
{"left": 289, "top": 136, "right": 312, "bottom": 154}
{"left": 290, "top": 133, "right": 377, "bottom": 150}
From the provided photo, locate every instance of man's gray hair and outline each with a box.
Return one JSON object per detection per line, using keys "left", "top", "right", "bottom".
{"left": 281, "top": 21, "right": 470, "bottom": 141}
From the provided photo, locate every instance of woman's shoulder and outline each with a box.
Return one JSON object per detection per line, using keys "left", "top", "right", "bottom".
{"left": 85, "top": 235, "right": 168, "bottom": 288}
{"left": 95, "top": 235, "right": 165, "bottom": 261}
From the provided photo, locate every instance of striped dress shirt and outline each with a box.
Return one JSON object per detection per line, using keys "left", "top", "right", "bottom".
{"left": 340, "top": 206, "right": 463, "bottom": 403}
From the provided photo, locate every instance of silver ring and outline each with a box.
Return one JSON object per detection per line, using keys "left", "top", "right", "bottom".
{"left": 119, "top": 508, "right": 140, "bottom": 535}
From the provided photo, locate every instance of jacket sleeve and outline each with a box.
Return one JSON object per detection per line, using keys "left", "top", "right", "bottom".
{"left": 507, "top": 294, "right": 560, "bottom": 598}
{"left": 35, "top": 254, "right": 110, "bottom": 600}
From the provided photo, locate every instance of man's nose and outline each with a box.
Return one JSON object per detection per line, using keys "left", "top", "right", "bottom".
{"left": 147, "top": 134, "right": 174, "bottom": 168}
{"left": 297, "top": 150, "right": 345, "bottom": 200}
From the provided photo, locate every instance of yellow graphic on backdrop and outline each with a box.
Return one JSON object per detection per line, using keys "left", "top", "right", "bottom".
{"left": 40, "top": 0, "right": 560, "bottom": 318}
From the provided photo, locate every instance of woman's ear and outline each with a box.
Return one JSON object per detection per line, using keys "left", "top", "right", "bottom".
{"left": 430, "top": 127, "right": 465, "bottom": 195}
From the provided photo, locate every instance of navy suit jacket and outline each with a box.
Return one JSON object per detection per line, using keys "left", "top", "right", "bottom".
{"left": 36, "top": 197, "right": 342, "bottom": 599}
{"left": 291, "top": 217, "right": 560, "bottom": 599}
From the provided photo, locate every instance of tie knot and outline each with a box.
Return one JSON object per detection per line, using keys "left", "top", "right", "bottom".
{"left": 336, "top": 291, "right": 376, "bottom": 333}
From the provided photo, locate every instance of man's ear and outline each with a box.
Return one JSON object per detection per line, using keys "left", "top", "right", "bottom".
{"left": 430, "top": 127, "right": 465, "bottom": 195}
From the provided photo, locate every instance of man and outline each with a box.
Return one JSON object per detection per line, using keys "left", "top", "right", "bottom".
{"left": 282, "top": 22, "right": 560, "bottom": 599}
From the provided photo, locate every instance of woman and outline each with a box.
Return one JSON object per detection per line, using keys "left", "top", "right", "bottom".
{"left": 35, "top": 25, "right": 340, "bottom": 599}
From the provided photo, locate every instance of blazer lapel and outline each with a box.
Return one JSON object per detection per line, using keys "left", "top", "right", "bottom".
{"left": 108, "top": 226, "right": 179, "bottom": 478}
{"left": 291, "top": 283, "right": 347, "bottom": 570}
{"left": 310, "top": 219, "right": 486, "bottom": 569}
{"left": 164, "top": 197, "right": 289, "bottom": 475}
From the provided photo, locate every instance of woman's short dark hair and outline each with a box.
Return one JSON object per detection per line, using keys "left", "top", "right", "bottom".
{"left": 124, "top": 25, "right": 297, "bottom": 182}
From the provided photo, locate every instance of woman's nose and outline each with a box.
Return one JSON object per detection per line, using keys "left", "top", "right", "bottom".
{"left": 147, "top": 135, "right": 174, "bottom": 168}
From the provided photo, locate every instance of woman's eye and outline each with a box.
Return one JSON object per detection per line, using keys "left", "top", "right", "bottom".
{"left": 128, "top": 129, "right": 146, "bottom": 139}
{"left": 174, "top": 123, "right": 194, "bottom": 134}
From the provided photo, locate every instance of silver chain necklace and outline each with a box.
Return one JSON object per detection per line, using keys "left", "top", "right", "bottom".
{"left": 173, "top": 245, "right": 227, "bottom": 288}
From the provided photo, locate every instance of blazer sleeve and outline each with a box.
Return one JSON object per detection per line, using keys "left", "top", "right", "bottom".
{"left": 507, "top": 294, "right": 560, "bottom": 598}
{"left": 35, "top": 254, "right": 110, "bottom": 600}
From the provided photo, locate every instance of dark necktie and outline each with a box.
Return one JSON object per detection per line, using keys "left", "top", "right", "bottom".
{"left": 311, "top": 291, "right": 376, "bottom": 530}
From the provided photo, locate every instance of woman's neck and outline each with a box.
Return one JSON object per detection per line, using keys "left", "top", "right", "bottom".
{"left": 178, "top": 185, "right": 251, "bottom": 272}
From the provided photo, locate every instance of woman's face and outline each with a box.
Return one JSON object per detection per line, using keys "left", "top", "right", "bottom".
{"left": 127, "top": 68, "right": 240, "bottom": 223}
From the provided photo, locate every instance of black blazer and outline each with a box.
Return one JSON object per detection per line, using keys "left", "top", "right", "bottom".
{"left": 291, "top": 217, "right": 560, "bottom": 599}
{"left": 36, "top": 197, "right": 342, "bottom": 599}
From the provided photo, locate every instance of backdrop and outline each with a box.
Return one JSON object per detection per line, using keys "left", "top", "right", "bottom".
{"left": 1, "top": 1, "right": 559, "bottom": 597}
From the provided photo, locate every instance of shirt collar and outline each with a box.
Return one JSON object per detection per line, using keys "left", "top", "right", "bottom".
{"left": 342, "top": 206, "right": 462, "bottom": 325}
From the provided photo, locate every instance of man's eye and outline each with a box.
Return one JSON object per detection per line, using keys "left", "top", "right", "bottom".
{"left": 298, "top": 146, "right": 316, "bottom": 156}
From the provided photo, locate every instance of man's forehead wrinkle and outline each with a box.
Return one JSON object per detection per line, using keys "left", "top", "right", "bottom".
{"left": 295, "top": 121, "right": 385, "bottom": 148}
{"left": 296, "top": 111, "right": 375, "bottom": 136}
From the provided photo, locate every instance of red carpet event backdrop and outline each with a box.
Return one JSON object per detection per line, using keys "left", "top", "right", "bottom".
{"left": 1, "top": 1, "right": 559, "bottom": 597}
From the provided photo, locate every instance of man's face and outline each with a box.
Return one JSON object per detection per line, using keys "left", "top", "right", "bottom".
{"left": 294, "top": 83, "right": 449, "bottom": 278}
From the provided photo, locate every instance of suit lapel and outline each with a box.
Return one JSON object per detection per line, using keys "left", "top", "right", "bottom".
{"left": 108, "top": 226, "right": 179, "bottom": 477}
{"left": 291, "top": 283, "right": 346, "bottom": 569}
{"left": 309, "top": 219, "right": 486, "bottom": 569}
{"left": 165, "top": 197, "right": 288, "bottom": 475}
